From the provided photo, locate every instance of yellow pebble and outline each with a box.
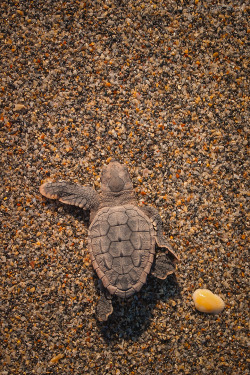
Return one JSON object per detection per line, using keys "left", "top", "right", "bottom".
{"left": 193, "top": 289, "right": 225, "bottom": 314}
{"left": 50, "top": 353, "right": 64, "bottom": 364}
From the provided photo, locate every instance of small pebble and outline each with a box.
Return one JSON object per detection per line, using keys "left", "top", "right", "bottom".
{"left": 13, "top": 104, "right": 26, "bottom": 111}
{"left": 49, "top": 353, "right": 64, "bottom": 364}
{"left": 193, "top": 289, "right": 225, "bottom": 314}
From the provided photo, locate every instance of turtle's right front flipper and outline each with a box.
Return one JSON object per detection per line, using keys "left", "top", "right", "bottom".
{"left": 40, "top": 181, "right": 100, "bottom": 210}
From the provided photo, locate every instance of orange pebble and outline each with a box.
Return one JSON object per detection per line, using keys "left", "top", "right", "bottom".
{"left": 193, "top": 289, "right": 225, "bottom": 314}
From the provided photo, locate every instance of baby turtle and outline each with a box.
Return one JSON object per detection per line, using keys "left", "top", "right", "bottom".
{"left": 40, "top": 160, "right": 179, "bottom": 321}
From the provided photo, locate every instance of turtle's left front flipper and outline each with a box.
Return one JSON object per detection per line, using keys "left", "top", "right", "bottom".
{"left": 40, "top": 181, "right": 100, "bottom": 210}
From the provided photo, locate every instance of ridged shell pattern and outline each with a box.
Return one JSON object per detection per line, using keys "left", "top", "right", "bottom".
{"left": 88, "top": 205, "right": 155, "bottom": 298}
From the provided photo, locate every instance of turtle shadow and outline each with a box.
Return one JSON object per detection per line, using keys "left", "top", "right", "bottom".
{"left": 46, "top": 201, "right": 90, "bottom": 225}
{"left": 97, "top": 273, "right": 181, "bottom": 343}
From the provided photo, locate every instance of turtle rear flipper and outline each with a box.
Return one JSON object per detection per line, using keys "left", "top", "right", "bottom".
{"left": 151, "top": 253, "right": 175, "bottom": 279}
{"left": 96, "top": 283, "right": 113, "bottom": 322}
{"left": 40, "top": 181, "right": 100, "bottom": 210}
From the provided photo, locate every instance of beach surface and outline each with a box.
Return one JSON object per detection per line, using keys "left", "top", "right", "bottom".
{"left": 1, "top": 1, "right": 248, "bottom": 374}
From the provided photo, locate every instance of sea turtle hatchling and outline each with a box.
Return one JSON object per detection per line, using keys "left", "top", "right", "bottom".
{"left": 40, "top": 160, "right": 179, "bottom": 321}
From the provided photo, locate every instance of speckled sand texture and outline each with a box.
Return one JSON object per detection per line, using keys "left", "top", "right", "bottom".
{"left": 1, "top": 1, "right": 249, "bottom": 374}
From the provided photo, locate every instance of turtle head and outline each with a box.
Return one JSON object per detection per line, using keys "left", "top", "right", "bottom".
{"left": 101, "top": 160, "right": 133, "bottom": 193}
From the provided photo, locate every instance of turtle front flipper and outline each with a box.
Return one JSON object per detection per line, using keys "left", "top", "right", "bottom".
{"left": 154, "top": 230, "right": 180, "bottom": 263}
{"left": 151, "top": 253, "right": 176, "bottom": 279}
{"left": 96, "top": 282, "right": 113, "bottom": 322}
{"left": 40, "top": 181, "right": 100, "bottom": 210}
{"left": 141, "top": 206, "right": 180, "bottom": 263}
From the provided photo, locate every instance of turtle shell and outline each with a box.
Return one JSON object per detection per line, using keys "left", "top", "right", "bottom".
{"left": 88, "top": 205, "right": 155, "bottom": 298}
